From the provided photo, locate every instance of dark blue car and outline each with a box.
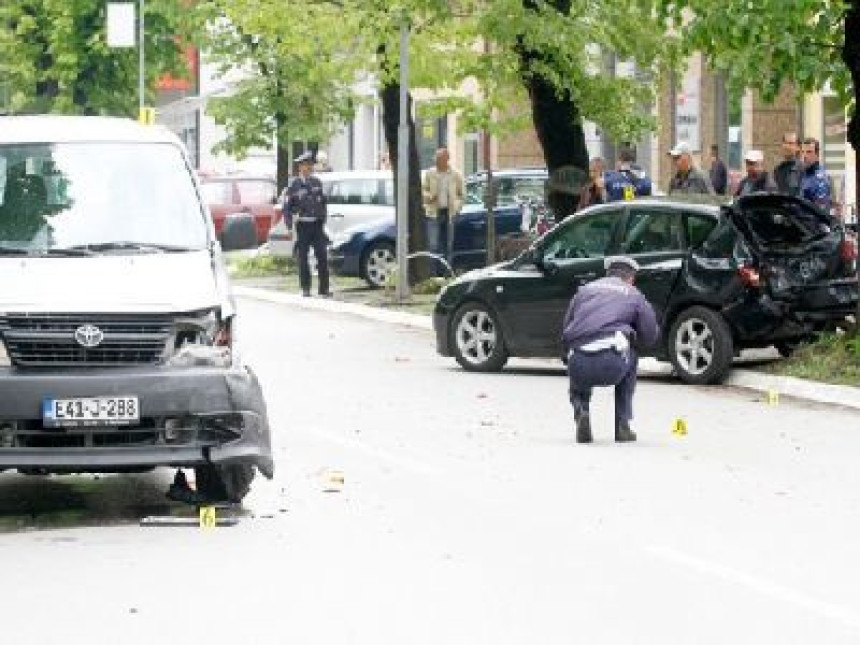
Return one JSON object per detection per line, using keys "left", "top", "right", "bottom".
{"left": 329, "top": 169, "right": 548, "bottom": 287}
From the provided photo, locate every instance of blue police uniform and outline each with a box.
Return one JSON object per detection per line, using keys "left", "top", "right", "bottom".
{"left": 603, "top": 167, "right": 652, "bottom": 202}
{"left": 800, "top": 161, "right": 832, "bottom": 212}
{"left": 561, "top": 258, "right": 658, "bottom": 443}
{"left": 285, "top": 152, "right": 330, "bottom": 296}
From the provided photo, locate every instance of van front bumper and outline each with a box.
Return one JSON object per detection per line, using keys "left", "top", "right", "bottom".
{"left": 0, "top": 364, "right": 274, "bottom": 477}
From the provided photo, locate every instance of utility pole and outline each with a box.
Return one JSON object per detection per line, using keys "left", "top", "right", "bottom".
{"left": 483, "top": 41, "right": 496, "bottom": 266}
{"left": 395, "top": 19, "right": 410, "bottom": 301}
{"left": 138, "top": 0, "right": 145, "bottom": 113}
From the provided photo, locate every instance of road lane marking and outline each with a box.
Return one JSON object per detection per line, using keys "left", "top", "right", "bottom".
{"left": 647, "top": 545, "right": 860, "bottom": 632}
{"left": 312, "top": 428, "right": 442, "bottom": 478}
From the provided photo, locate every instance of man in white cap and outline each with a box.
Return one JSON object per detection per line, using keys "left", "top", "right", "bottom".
{"left": 561, "top": 256, "right": 659, "bottom": 444}
{"left": 735, "top": 149, "right": 776, "bottom": 197}
{"left": 667, "top": 141, "right": 714, "bottom": 195}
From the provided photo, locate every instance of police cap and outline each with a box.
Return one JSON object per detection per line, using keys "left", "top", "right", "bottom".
{"left": 294, "top": 151, "right": 315, "bottom": 165}
{"left": 604, "top": 255, "right": 640, "bottom": 273}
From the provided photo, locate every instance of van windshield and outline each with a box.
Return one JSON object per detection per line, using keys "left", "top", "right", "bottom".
{"left": 0, "top": 142, "right": 208, "bottom": 253}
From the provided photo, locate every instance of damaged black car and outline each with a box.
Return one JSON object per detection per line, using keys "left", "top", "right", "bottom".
{"left": 433, "top": 193, "right": 859, "bottom": 384}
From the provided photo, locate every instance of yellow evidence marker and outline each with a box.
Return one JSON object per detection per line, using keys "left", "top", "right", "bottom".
{"left": 672, "top": 418, "right": 688, "bottom": 437}
{"left": 765, "top": 389, "right": 780, "bottom": 406}
{"left": 199, "top": 506, "right": 217, "bottom": 529}
{"left": 138, "top": 106, "right": 156, "bottom": 125}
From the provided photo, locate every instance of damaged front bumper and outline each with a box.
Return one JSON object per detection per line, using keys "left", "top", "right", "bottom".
{"left": 0, "top": 360, "right": 274, "bottom": 477}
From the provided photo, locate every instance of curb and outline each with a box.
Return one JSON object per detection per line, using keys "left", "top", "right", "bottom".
{"left": 233, "top": 285, "right": 860, "bottom": 413}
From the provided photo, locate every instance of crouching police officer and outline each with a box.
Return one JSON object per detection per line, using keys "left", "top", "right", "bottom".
{"left": 285, "top": 152, "right": 330, "bottom": 297}
{"left": 561, "top": 256, "right": 658, "bottom": 443}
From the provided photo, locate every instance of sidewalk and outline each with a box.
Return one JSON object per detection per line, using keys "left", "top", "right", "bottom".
{"left": 234, "top": 285, "right": 860, "bottom": 413}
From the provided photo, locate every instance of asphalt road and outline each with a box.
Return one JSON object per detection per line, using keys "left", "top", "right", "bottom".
{"left": 1, "top": 296, "right": 859, "bottom": 644}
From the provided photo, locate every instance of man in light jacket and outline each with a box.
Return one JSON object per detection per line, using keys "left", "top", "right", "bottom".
{"left": 422, "top": 147, "right": 464, "bottom": 262}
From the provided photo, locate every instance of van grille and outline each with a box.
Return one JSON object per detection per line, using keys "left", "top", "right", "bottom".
{"left": 0, "top": 314, "right": 173, "bottom": 367}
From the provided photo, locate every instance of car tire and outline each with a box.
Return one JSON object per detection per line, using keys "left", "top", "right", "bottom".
{"left": 451, "top": 302, "right": 509, "bottom": 372}
{"left": 195, "top": 462, "right": 256, "bottom": 503}
{"left": 361, "top": 241, "right": 396, "bottom": 288}
{"left": 668, "top": 306, "right": 734, "bottom": 385}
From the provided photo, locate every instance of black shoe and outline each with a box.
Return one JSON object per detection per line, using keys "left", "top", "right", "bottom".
{"left": 302, "top": 290, "right": 311, "bottom": 297}
{"left": 615, "top": 420, "right": 637, "bottom": 442}
{"left": 318, "top": 291, "right": 333, "bottom": 298}
{"left": 575, "top": 412, "right": 592, "bottom": 443}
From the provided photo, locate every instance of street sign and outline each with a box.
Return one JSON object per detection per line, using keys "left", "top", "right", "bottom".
{"left": 138, "top": 107, "right": 156, "bottom": 125}
{"left": 106, "top": 3, "right": 136, "bottom": 48}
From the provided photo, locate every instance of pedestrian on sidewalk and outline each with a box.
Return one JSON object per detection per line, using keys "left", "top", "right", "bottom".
{"left": 285, "top": 151, "right": 331, "bottom": 297}
{"left": 667, "top": 142, "right": 715, "bottom": 196}
{"left": 577, "top": 157, "right": 606, "bottom": 210}
{"left": 561, "top": 256, "right": 658, "bottom": 444}
{"left": 604, "top": 147, "right": 653, "bottom": 202}
{"left": 422, "top": 147, "right": 464, "bottom": 265}
{"left": 709, "top": 144, "right": 728, "bottom": 195}
{"left": 735, "top": 149, "right": 777, "bottom": 196}
{"left": 773, "top": 131, "right": 802, "bottom": 196}
{"left": 800, "top": 137, "right": 832, "bottom": 213}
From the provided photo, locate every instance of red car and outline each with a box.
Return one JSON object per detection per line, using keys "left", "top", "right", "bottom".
{"left": 198, "top": 173, "right": 278, "bottom": 245}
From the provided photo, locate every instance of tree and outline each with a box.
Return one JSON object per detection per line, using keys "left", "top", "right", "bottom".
{"left": 0, "top": 0, "right": 188, "bottom": 115}
{"left": 658, "top": 0, "right": 860, "bottom": 211}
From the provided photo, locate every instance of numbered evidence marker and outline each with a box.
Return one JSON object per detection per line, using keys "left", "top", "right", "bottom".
{"left": 671, "top": 418, "right": 688, "bottom": 436}
{"left": 623, "top": 185, "right": 635, "bottom": 201}
{"left": 199, "top": 506, "right": 217, "bottom": 529}
{"left": 138, "top": 107, "right": 156, "bottom": 125}
{"left": 765, "top": 389, "right": 780, "bottom": 406}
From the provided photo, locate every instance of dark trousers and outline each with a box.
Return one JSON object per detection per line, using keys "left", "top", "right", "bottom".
{"left": 296, "top": 220, "right": 329, "bottom": 294}
{"left": 436, "top": 208, "right": 450, "bottom": 260}
{"left": 568, "top": 349, "right": 637, "bottom": 423}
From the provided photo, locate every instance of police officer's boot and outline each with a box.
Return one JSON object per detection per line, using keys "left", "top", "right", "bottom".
{"left": 575, "top": 411, "right": 592, "bottom": 444}
{"left": 615, "top": 419, "right": 637, "bottom": 443}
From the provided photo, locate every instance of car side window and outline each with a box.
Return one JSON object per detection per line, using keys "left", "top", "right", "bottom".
{"left": 236, "top": 180, "right": 276, "bottom": 204}
{"left": 686, "top": 213, "right": 718, "bottom": 249}
{"left": 542, "top": 210, "right": 619, "bottom": 261}
{"left": 381, "top": 179, "right": 394, "bottom": 206}
{"left": 620, "top": 209, "right": 683, "bottom": 254}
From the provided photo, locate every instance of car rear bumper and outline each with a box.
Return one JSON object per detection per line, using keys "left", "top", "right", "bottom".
{"left": 0, "top": 364, "right": 274, "bottom": 476}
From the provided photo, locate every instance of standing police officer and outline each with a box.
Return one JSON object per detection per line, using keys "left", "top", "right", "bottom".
{"left": 285, "top": 152, "right": 330, "bottom": 297}
{"left": 561, "top": 257, "right": 658, "bottom": 443}
{"left": 603, "top": 148, "right": 653, "bottom": 202}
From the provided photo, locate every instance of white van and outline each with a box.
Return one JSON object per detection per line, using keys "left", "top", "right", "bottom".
{"left": 269, "top": 169, "right": 394, "bottom": 257}
{"left": 0, "top": 116, "right": 273, "bottom": 503}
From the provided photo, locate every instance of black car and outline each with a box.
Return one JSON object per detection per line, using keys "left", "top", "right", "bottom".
{"left": 433, "top": 194, "right": 859, "bottom": 384}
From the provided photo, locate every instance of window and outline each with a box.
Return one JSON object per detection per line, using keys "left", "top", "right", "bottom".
{"left": 542, "top": 210, "right": 619, "bottom": 261}
{"left": 620, "top": 209, "right": 683, "bottom": 254}
{"left": 324, "top": 178, "right": 380, "bottom": 205}
{"left": 465, "top": 175, "right": 548, "bottom": 207}
{"left": 235, "top": 179, "right": 276, "bottom": 204}
{"left": 686, "top": 214, "right": 717, "bottom": 249}
{"left": 199, "top": 180, "right": 233, "bottom": 205}
{"left": 381, "top": 179, "right": 395, "bottom": 206}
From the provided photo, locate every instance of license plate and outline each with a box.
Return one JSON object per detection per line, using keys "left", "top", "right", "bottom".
{"left": 42, "top": 396, "right": 139, "bottom": 427}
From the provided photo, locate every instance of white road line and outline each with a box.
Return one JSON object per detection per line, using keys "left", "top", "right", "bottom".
{"left": 647, "top": 545, "right": 860, "bottom": 632}
{"left": 311, "top": 428, "right": 442, "bottom": 478}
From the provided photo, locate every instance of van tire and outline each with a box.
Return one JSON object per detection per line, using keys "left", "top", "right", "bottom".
{"left": 195, "top": 463, "right": 256, "bottom": 503}
{"left": 668, "top": 306, "right": 734, "bottom": 385}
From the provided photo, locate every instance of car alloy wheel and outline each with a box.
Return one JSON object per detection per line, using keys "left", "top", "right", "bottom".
{"left": 452, "top": 303, "right": 508, "bottom": 372}
{"left": 668, "top": 306, "right": 734, "bottom": 385}
{"left": 363, "top": 242, "right": 396, "bottom": 288}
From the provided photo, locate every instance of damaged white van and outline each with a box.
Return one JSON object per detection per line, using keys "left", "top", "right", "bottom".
{"left": 0, "top": 116, "right": 273, "bottom": 503}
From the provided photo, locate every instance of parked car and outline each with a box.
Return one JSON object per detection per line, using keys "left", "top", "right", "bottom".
{"left": 0, "top": 116, "right": 273, "bottom": 502}
{"left": 329, "top": 168, "right": 549, "bottom": 287}
{"left": 199, "top": 173, "right": 278, "bottom": 246}
{"left": 269, "top": 170, "right": 395, "bottom": 259}
{"left": 433, "top": 194, "right": 859, "bottom": 384}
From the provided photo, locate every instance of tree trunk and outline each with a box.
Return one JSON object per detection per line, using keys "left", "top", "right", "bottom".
{"left": 274, "top": 110, "right": 290, "bottom": 194}
{"left": 843, "top": 0, "right": 860, "bottom": 331}
{"left": 517, "top": 0, "right": 589, "bottom": 221}
{"left": 380, "top": 82, "right": 431, "bottom": 283}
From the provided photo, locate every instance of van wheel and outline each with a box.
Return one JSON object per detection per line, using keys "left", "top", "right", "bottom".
{"left": 361, "top": 241, "right": 396, "bottom": 288}
{"left": 668, "top": 306, "right": 734, "bottom": 385}
{"left": 195, "top": 463, "right": 256, "bottom": 503}
{"left": 451, "top": 302, "right": 509, "bottom": 372}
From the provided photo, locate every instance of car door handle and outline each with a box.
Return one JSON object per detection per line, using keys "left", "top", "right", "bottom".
{"left": 329, "top": 212, "right": 345, "bottom": 218}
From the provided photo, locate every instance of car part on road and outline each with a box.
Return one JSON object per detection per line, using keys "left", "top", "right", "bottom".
{"left": 452, "top": 303, "right": 509, "bottom": 372}
{"left": 195, "top": 462, "right": 256, "bottom": 503}
{"left": 668, "top": 306, "right": 734, "bottom": 385}
{"left": 361, "top": 241, "right": 396, "bottom": 288}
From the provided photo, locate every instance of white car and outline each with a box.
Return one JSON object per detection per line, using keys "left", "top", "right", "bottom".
{"left": 269, "top": 169, "right": 394, "bottom": 257}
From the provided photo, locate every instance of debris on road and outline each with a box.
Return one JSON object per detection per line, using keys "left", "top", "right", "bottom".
{"left": 322, "top": 469, "right": 345, "bottom": 493}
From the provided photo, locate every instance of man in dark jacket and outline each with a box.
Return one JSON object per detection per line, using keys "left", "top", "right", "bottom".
{"left": 285, "top": 152, "right": 330, "bottom": 297}
{"left": 708, "top": 144, "right": 728, "bottom": 195}
{"left": 773, "top": 132, "right": 802, "bottom": 196}
{"left": 735, "top": 149, "right": 777, "bottom": 196}
{"left": 561, "top": 257, "right": 659, "bottom": 444}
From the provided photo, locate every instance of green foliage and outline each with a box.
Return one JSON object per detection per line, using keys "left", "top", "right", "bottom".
{"left": 659, "top": 0, "right": 853, "bottom": 109}
{"left": 769, "top": 332, "right": 860, "bottom": 387}
{"left": 229, "top": 252, "right": 293, "bottom": 277}
{"left": 0, "top": 0, "right": 189, "bottom": 115}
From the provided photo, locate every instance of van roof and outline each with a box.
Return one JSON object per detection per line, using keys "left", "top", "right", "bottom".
{"left": 0, "top": 115, "right": 183, "bottom": 146}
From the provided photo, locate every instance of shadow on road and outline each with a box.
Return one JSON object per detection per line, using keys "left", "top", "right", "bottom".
{"left": 0, "top": 470, "right": 195, "bottom": 533}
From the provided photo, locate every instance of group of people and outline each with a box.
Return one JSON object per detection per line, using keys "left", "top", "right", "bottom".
{"left": 578, "top": 147, "right": 653, "bottom": 210}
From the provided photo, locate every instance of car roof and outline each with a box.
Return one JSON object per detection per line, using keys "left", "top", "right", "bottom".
{"left": 0, "top": 115, "right": 184, "bottom": 146}
{"left": 579, "top": 198, "right": 722, "bottom": 218}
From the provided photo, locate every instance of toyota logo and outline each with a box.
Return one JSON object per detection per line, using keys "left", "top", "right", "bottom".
{"left": 74, "top": 324, "right": 104, "bottom": 348}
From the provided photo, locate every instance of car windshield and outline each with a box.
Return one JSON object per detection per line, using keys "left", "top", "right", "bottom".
{"left": 465, "top": 175, "right": 547, "bottom": 206}
{"left": 0, "top": 142, "right": 208, "bottom": 253}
